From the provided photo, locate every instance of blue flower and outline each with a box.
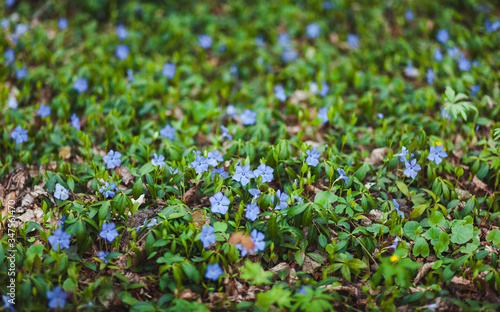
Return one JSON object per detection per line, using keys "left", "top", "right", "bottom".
{"left": 277, "top": 32, "right": 290, "bottom": 47}
{"left": 433, "top": 48, "right": 443, "bottom": 62}
{"left": 48, "top": 228, "right": 71, "bottom": 251}
{"left": 377, "top": 113, "right": 384, "bottom": 119}
{"left": 73, "top": 78, "right": 88, "bottom": 93}
{"left": 436, "top": 29, "right": 449, "bottom": 44}
{"left": 103, "top": 150, "right": 122, "bottom": 169}
{"left": 4, "top": 49, "right": 14, "bottom": 66}
{"left": 209, "top": 192, "right": 230, "bottom": 215}
{"left": 127, "top": 69, "right": 134, "bottom": 82}
{"left": 250, "top": 229, "right": 265, "bottom": 252}
{"left": 230, "top": 65, "right": 238, "bottom": 76}
{"left": 54, "top": 183, "right": 69, "bottom": 200}
{"left": 306, "top": 147, "right": 320, "bottom": 167}
{"left": 319, "top": 81, "right": 330, "bottom": 97}
{"left": 392, "top": 199, "right": 405, "bottom": 219}
{"left": 395, "top": 146, "right": 413, "bottom": 163}
{"left": 405, "top": 9, "right": 414, "bottom": 22}
{"left": 99, "top": 222, "right": 119, "bottom": 242}
{"left": 145, "top": 218, "right": 158, "bottom": 228}
{"left": 58, "top": 17, "right": 68, "bottom": 30}
{"left": 151, "top": 153, "right": 166, "bottom": 169}
{"left": 15, "top": 66, "right": 27, "bottom": 79}
{"left": 205, "top": 263, "right": 223, "bottom": 281}
{"left": 70, "top": 113, "right": 80, "bottom": 130}
{"left": 298, "top": 286, "right": 309, "bottom": 295}
{"left": 485, "top": 19, "right": 500, "bottom": 33}
{"left": 5, "top": 0, "right": 14, "bottom": 7}
{"left": 347, "top": 34, "right": 359, "bottom": 49}
{"left": 220, "top": 125, "right": 233, "bottom": 140}
{"left": 15, "top": 23, "right": 28, "bottom": 37}
{"left": 2, "top": 294, "right": 14, "bottom": 312}
{"left": 37, "top": 104, "right": 51, "bottom": 118}
{"left": 389, "top": 237, "right": 400, "bottom": 250}
{"left": 199, "top": 225, "right": 216, "bottom": 248}
{"left": 240, "top": 109, "right": 256, "bottom": 125}
{"left": 98, "top": 251, "right": 109, "bottom": 263}
{"left": 198, "top": 34, "right": 212, "bottom": 49}
{"left": 318, "top": 107, "right": 329, "bottom": 124}
{"left": 274, "top": 84, "right": 287, "bottom": 102}
{"left": 8, "top": 95, "right": 18, "bottom": 109}
{"left": 336, "top": 168, "right": 349, "bottom": 183}
{"left": 457, "top": 53, "right": 471, "bottom": 71}
{"left": 255, "top": 35, "right": 265, "bottom": 47}
{"left": 57, "top": 215, "right": 67, "bottom": 230}
{"left": 471, "top": 84, "right": 479, "bottom": 96}
{"left": 253, "top": 163, "right": 274, "bottom": 183}
{"left": 440, "top": 108, "right": 451, "bottom": 120}
{"left": 306, "top": 22, "right": 321, "bottom": 39}
{"left": 248, "top": 188, "right": 261, "bottom": 200}
{"left": 323, "top": 1, "right": 333, "bottom": 10}
{"left": 11, "top": 125, "right": 27, "bottom": 144}
{"left": 115, "top": 44, "right": 129, "bottom": 60}
{"left": 232, "top": 165, "right": 255, "bottom": 186}
{"left": 116, "top": 24, "right": 128, "bottom": 41}
{"left": 427, "top": 145, "right": 447, "bottom": 165}
{"left": 294, "top": 196, "right": 304, "bottom": 204}
{"left": 281, "top": 47, "right": 298, "bottom": 63}
{"left": 211, "top": 167, "right": 228, "bottom": 179}
{"left": 404, "top": 61, "right": 418, "bottom": 78}
{"left": 226, "top": 105, "right": 238, "bottom": 118}
{"left": 245, "top": 202, "right": 260, "bottom": 221}
{"left": 309, "top": 81, "right": 319, "bottom": 95}
{"left": 159, "top": 124, "right": 176, "bottom": 140}
{"left": 272, "top": 190, "right": 289, "bottom": 210}
{"left": 46, "top": 286, "right": 69, "bottom": 309}
{"left": 1, "top": 18, "right": 9, "bottom": 29}
{"left": 447, "top": 46, "right": 459, "bottom": 58}
{"left": 99, "top": 179, "right": 118, "bottom": 199}
{"left": 207, "top": 151, "right": 223, "bottom": 166}
{"left": 162, "top": 63, "right": 176, "bottom": 79}
{"left": 426, "top": 68, "right": 436, "bottom": 85}
{"left": 190, "top": 156, "right": 209, "bottom": 174}
{"left": 403, "top": 159, "right": 421, "bottom": 179}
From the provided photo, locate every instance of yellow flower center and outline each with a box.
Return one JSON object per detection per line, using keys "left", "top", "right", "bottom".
{"left": 390, "top": 254, "right": 399, "bottom": 262}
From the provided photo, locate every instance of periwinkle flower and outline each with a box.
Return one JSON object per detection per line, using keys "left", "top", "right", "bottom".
{"left": 198, "top": 34, "right": 212, "bottom": 49}
{"left": 323, "top": 1, "right": 333, "bottom": 9}
{"left": 306, "top": 22, "right": 321, "bottom": 39}
{"left": 485, "top": 20, "right": 500, "bottom": 33}
{"left": 253, "top": 163, "right": 274, "bottom": 183}
{"left": 4, "top": 49, "right": 14, "bottom": 66}
{"left": 98, "top": 251, "right": 109, "bottom": 263}
{"left": 395, "top": 146, "right": 413, "bottom": 162}
{"left": 433, "top": 48, "right": 443, "bottom": 62}
{"left": 74, "top": 78, "right": 88, "bottom": 93}
{"left": 440, "top": 108, "right": 451, "bottom": 120}
{"left": 162, "top": 63, "right": 176, "bottom": 79}
{"left": 427, "top": 144, "right": 447, "bottom": 165}
{"left": 377, "top": 113, "right": 384, "bottom": 119}
{"left": 248, "top": 188, "right": 261, "bottom": 200}
{"left": 281, "top": 47, "right": 298, "bottom": 63}
{"left": 272, "top": 190, "right": 289, "bottom": 210}
{"left": 250, "top": 229, "right": 265, "bottom": 252}
{"left": 11, "top": 125, "right": 27, "bottom": 144}
{"left": 277, "top": 32, "right": 290, "bottom": 47}
{"left": 404, "top": 61, "right": 418, "bottom": 78}
{"left": 190, "top": 156, "right": 209, "bottom": 174}
{"left": 336, "top": 168, "right": 349, "bottom": 183}
{"left": 347, "top": 34, "right": 359, "bottom": 49}
{"left": 46, "top": 286, "right": 69, "bottom": 309}
{"left": 318, "top": 107, "right": 329, "bottom": 124}
{"left": 471, "top": 84, "right": 479, "bottom": 96}
{"left": 99, "top": 180, "right": 118, "bottom": 199}
{"left": 245, "top": 202, "right": 260, "bottom": 221}
{"left": 306, "top": 147, "right": 320, "bottom": 167}
{"left": 48, "top": 228, "right": 71, "bottom": 251}
{"left": 70, "top": 113, "right": 80, "bottom": 130}
{"left": 15, "top": 24, "right": 28, "bottom": 37}
{"left": 207, "top": 150, "right": 223, "bottom": 166}
{"left": 255, "top": 35, "right": 265, "bottom": 47}
{"left": 294, "top": 196, "right": 304, "bottom": 204}
{"left": 436, "top": 29, "right": 449, "bottom": 44}
{"left": 309, "top": 81, "right": 319, "bottom": 95}
{"left": 160, "top": 124, "right": 176, "bottom": 140}
{"left": 199, "top": 225, "right": 216, "bottom": 248}
{"left": 116, "top": 24, "right": 128, "bottom": 41}
{"left": 240, "top": 109, "right": 256, "bottom": 126}
{"left": 403, "top": 159, "right": 421, "bottom": 179}
{"left": 226, "top": 105, "right": 237, "bottom": 118}
{"left": 115, "top": 44, "right": 129, "bottom": 60}
{"left": 274, "top": 84, "right": 287, "bottom": 102}
{"left": 7, "top": 95, "right": 18, "bottom": 110}
{"left": 37, "top": 104, "right": 51, "bottom": 118}
{"left": 426, "top": 68, "right": 436, "bottom": 85}
{"left": 1, "top": 18, "right": 9, "bottom": 29}
{"left": 405, "top": 9, "right": 414, "bottom": 22}
{"left": 54, "top": 183, "right": 69, "bottom": 200}
{"left": 230, "top": 65, "right": 238, "bottom": 76}
{"left": 205, "top": 263, "right": 223, "bottom": 280}
{"left": 389, "top": 237, "right": 400, "bottom": 250}
{"left": 2, "top": 294, "right": 14, "bottom": 312}
{"left": 209, "top": 192, "right": 230, "bottom": 215}
{"left": 232, "top": 165, "right": 255, "bottom": 186}
{"left": 447, "top": 46, "right": 459, "bottom": 58}
{"left": 392, "top": 199, "right": 405, "bottom": 219}
{"left": 99, "top": 222, "right": 119, "bottom": 242}
{"left": 5, "top": 0, "right": 14, "bottom": 7}
{"left": 298, "top": 286, "right": 309, "bottom": 295}
{"left": 15, "top": 66, "right": 27, "bottom": 79}
{"left": 220, "top": 125, "right": 233, "bottom": 140}
{"left": 127, "top": 69, "right": 134, "bottom": 82}
{"left": 457, "top": 53, "right": 471, "bottom": 71}
{"left": 211, "top": 167, "right": 228, "bottom": 179}
{"left": 58, "top": 18, "right": 68, "bottom": 30}
{"left": 103, "top": 150, "right": 122, "bottom": 169}
{"left": 319, "top": 81, "right": 330, "bottom": 97}
{"left": 151, "top": 153, "right": 166, "bottom": 169}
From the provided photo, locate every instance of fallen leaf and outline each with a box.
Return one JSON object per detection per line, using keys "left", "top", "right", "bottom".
{"left": 228, "top": 232, "right": 255, "bottom": 254}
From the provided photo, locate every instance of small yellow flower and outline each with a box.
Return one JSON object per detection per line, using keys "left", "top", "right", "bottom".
{"left": 435, "top": 141, "right": 445, "bottom": 150}
{"left": 390, "top": 254, "right": 399, "bottom": 262}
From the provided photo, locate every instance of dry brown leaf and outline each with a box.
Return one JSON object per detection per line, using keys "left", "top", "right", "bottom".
{"left": 58, "top": 146, "right": 71, "bottom": 160}
{"left": 413, "top": 262, "right": 435, "bottom": 285}
{"left": 302, "top": 256, "right": 321, "bottom": 274}
{"left": 228, "top": 232, "right": 255, "bottom": 253}
{"left": 364, "top": 147, "right": 388, "bottom": 166}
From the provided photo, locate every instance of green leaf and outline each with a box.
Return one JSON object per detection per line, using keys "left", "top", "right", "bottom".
{"left": 450, "top": 224, "right": 473, "bottom": 245}
{"left": 404, "top": 221, "right": 421, "bottom": 240}
{"left": 318, "top": 234, "right": 327, "bottom": 248}
{"left": 138, "top": 163, "right": 155, "bottom": 176}
{"left": 410, "top": 204, "right": 427, "bottom": 219}
{"left": 268, "top": 214, "right": 278, "bottom": 240}
{"left": 182, "top": 262, "right": 201, "bottom": 284}
{"left": 486, "top": 229, "right": 500, "bottom": 246}
{"left": 132, "top": 178, "right": 143, "bottom": 200}
{"left": 314, "top": 191, "right": 338, "bottom": 208}
{"left": 413, "top": 237, "right": 430, "bottom": 258}
{"left": 395, "top": 181, "right": 410, "bottom": 198}
{"left": 240, "top": 260, "right": 273, "bottom": 285}
{"left": 428, "top": 211, "right": 446, "bottom": 227}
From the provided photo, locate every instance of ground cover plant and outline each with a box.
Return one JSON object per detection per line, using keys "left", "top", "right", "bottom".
{"left": 1, "top": 0, "right": 500, "bottom": 311}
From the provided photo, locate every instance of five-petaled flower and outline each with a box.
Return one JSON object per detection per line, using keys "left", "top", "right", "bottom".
{"left": 70, "top": 114, "right": 81, "bottom": 130}
{"left": 250, "top": 229, "right": 265, "bottom": 252}
{"left": 115, "top": 44, "right": 129, "bottom": 60}
{"left": 46, "top": 286, "right": 69, "bottom": 309}
{"left": 210, "top": 192, "right": 230, "bottom": 215}
{"left": 11, "top": 125, "right": 28, "bottom": 144}
{"left": 37, "top": 104, "right": 51, "bottom": 118}
{"left": 240, "top": 109, "right": 256, "bottom": 125}
{"left": 190, "top": 155, "right": 209, "bottom": 174}
{"left": 272, "top": 190, "right": 289, "bottom": 210}
{"left": 99, "top": 179, "right": 118, "bottom": 199}
{"left": 160, "top": 124, "right": 176, "bottom": 140}
{"left": 274, "top": 84, "right": 287, "bottom": 102}
{"left": 162, "top": 63, "right": 176, "bottom": 79}
{"left": 392, "top": 199, "right": 405, "bottom": 219}
{"left": 54, "top": 183, "right": 69, "bottom": 200}
{"left": 233, "top": 165, "right": 255, "bottom": 186}
{"left": 220, "top": 125, "right": 233, "bottom": 140}
{"left": 306, "top": 22, "right": 321, "bottom": 39}
{"left": 306, "top": 147, "right": 320, "bottom": 167}
{"left": 211, "top": 167, "right": 228, "bottom": 179}
{"left": 403, "top": 159, "right": 421, "bottom": 179}
{"left": 103, "top": 150, "right": 122, "bottom": 169}
{"left": 427, "top": 144, "right": 447, "bottom": 165}
{"left": 151, "top": 153, "right": 166, "bottom": 169}
{"left": 245, "top": 202, "right": 260, "bottom": 221}
{"left": 116, "top": 24, "right": 128, "bottom": 41}
{"left": 48, "top": 228, "right": 71, "bottom": 251}
{"left": 205, "top": 263, "right": 223, "bottom": 280}
{"left": 207, "top": 151, "right": 223, "bottom": 166}
{"left": 99, "top": 222, "right": 119, "bottom": 242}
{"left": 74, "top": 78, "right": 88, "bottom": 93}
{"left": 436, "top": 29, "right": 449, "bottom": 44}
{"left": 336, "top": 168, "right": 349, "bottom": 183}
{"left": 396, "top": 146, "right": 413, "bottom": 163}
{"left": 253, "top": 163, "right": 274, "bottom": 183}
{"left": 248, "top": 188, "right": 261, "bottom": 200}
{"left": 199, "top": 225, "right": 216, "bottom": 248}
{"left": 58, "top": 18, "right": 68, "bottom": 30}
{"left": 98, "top": 251, "right": 109, "bottom": 263}
{"left": 198, "top": 34, "right": 212, "bottom": 49}
{"left": 318, "top": 107, "right": 329, "bottom": 124}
